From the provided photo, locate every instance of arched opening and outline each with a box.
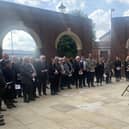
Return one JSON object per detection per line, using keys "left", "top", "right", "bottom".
{"left": 0, "top": 23, "right": 42, "bottom": 58}
{"left": 2, "top": 30, "right": 40, "bottom": 57}
{"left": 57, "top": 35, "right": 77, "bottom": 57}
{"left": 55, "top": 30, "right": 82, "bottom": 57}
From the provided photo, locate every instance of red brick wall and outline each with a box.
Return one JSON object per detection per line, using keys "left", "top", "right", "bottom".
{"left": 0, "top": 1, "right": 93, "bottom": 58}
{"left": 111, "top": 17, "right": 129, "bottom": 60}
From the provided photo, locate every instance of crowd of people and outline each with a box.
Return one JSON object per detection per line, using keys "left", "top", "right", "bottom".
{"left": 0, "top": 52, "right": 129, "bottom": 126}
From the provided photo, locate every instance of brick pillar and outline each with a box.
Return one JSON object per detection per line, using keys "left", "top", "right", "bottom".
{"left": 0, "top": 46, "right": 2, "bottom": 58}
{"left": 77, "top": 50, "right": 82, "bottom": 56}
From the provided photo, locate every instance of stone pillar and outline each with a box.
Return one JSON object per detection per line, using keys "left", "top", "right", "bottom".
{"left": 77, "top": 50, "right": 82, "bottom": 56}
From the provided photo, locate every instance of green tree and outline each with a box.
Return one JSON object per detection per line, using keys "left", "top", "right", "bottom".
{"left": 57, "top": 35, "right": 77, "bottom": 58}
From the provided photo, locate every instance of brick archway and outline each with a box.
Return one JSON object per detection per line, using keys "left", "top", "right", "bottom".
{"left": 55, "top": 28, "right": 82, "bottom": 55}
{"left": 0, "top": 23, "right": 42, "bottom": 52}
{"left": 55, "top": 30, "right": 82, "bottom": 52}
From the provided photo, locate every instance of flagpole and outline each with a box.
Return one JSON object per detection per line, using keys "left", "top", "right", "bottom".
{"left": 10, "top": 31, "right": 14, "bottom": 56}
{"left": 110, "top": 8, "right": 115, "bottom": 59}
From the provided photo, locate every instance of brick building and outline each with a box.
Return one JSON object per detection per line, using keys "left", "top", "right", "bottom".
{"left": 111, "top": 17, "right": 129, "bottom": 60}
{"left": 92, "top": 31, "right": 111, "bottom": 60}
{"left": 0, "top": 1, "right": 93, "bottom": 58}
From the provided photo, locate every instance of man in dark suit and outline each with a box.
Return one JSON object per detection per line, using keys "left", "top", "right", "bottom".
{"left": 48, "top": 57, "right": 61, "bottom": 95}
{"left": 73, "top": 56, "right": 82, "bottom": 88}
{"left": 2, "top": 59, "right": 16, "bottom": 108}
{"left": 0, "top": 65, "right": 6, "bottom": 126}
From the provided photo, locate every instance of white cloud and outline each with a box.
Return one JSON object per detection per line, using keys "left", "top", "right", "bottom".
{"left": 89, "top": 9, "right": 111, "bottom": 40}
{"left": 3, "top": 0, "right": 87, "bottom": 13}
{"left": 2, "top": 30, "right": 36, "bottom": 51}
{"left": 3, "top": 0, "right": 51, "bottom": 7}
{"left": 123, "top": 10, "right": 129, "bottom": 16}
{"left": 106, "top": 0, "right": 129, "bottom": 4}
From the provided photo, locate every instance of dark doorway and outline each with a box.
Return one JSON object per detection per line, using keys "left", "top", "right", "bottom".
{"left": 57, "top": 35, "right": 77, "bottom": 57}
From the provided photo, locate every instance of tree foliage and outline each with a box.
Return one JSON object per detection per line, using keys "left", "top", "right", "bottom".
{"left": 57, "top": 35, "right": 77, "bottom": 58}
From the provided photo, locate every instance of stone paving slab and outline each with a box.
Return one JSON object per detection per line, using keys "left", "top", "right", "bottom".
{"left": 1, "top": 80, "right": 129, "bottom": 129}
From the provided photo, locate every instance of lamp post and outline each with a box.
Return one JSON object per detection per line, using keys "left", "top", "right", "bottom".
{"left": 10, "top": 31, "right": 14, "bottom": 56}
{"left": 110, "top": 8, "right": 115, "bottom": 59}
{"left": 111, "top": 9, "right": 115, "bottom": 19}
{"left": 110, "top": 8, "right": 115, "bottom": 32}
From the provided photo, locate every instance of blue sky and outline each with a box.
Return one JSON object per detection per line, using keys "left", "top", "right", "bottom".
{"left": 1, "top": 0, "right": 129, "bottom": 50}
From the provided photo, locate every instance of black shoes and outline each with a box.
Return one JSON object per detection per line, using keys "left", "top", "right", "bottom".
{"left": 51, "top": 93, "right": 58, "bottom": 95}
{"left": 61, "top": 87, "right": 64, "bottom": 90}
{"left": 12, "top": 100, "right": 18, "bottom": 103}
{"left": 0, "top": 115, "right": 4, "bottom": 119}
{"left": 0, "top": 122, "right": 5, "bottom": 126}
{"left": 11, "top": 104, "right": 16, "bottom": 108}
{"left": 0, "top": 118, "right": 5, "bottom": 126}
{"left": 7, "top": 103, "right": 16, "bottom": 109}
{"left": 0, "top": 119, "right": 4, "bottom": 122}
{"left": 0, "top": 108, "right": 7, "bottom": 112}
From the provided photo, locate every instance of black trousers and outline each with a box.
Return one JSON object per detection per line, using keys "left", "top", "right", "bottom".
{"left": 96, "top": 74, "right": 103, "bottom": 84}
{"left": 125, "top": 71, "right": 129, "bottom": 81}
{"left": 35, "top": 79, "right": 41, "bottom": 96}
{"left": 60, "top": 74, "right": 66, "bottom": 89}
{"left": 38, "top": 78, "right": 47, "bottom": 95}
{"left": 22, "top": 82, "right": 34, "bottom": 102}
{"left": 0, "top": 87, "right": 5, "bottom": 109}
{"left": 115, "top": 70, "right": 121, "bottom": 79}
{"left": 105, "top": 72, "right": 112, "bottom": 83}
{"left": 87, "top": 72, "right": 95, "bottom": 87}
{"left": 82, "top": 71, "right": 87, "bottom": 86}
{"left": 50, "top": 76, "right": 59, "bottom": 95}
{"left": 33, "top": 77, "right": 40, "bottom": 97}
{"left": 79, "top": 75, "right": 83, "bottom": 88}
{"left": 41, "top": 80, "right": 47, "bottom": 95}
{"left": 73, "top": 72, "right": 79, "bottom": 88}
{"left": 4, "top": 83, "right": 15, "bottom": 105}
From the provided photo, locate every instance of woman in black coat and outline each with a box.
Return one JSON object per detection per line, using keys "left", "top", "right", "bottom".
{"left": 2, "top": 60, "right": 16, "bottom": 108}
{"left": 49, "top": 58, "right": 60, "bottom": 95}
{"left": 95, "top": 59, "right": 104, "bottom": 86}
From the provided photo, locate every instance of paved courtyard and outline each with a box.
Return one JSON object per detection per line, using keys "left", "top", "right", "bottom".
{"left": 1, "top": 80, "right": 129, "bottom": 129}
